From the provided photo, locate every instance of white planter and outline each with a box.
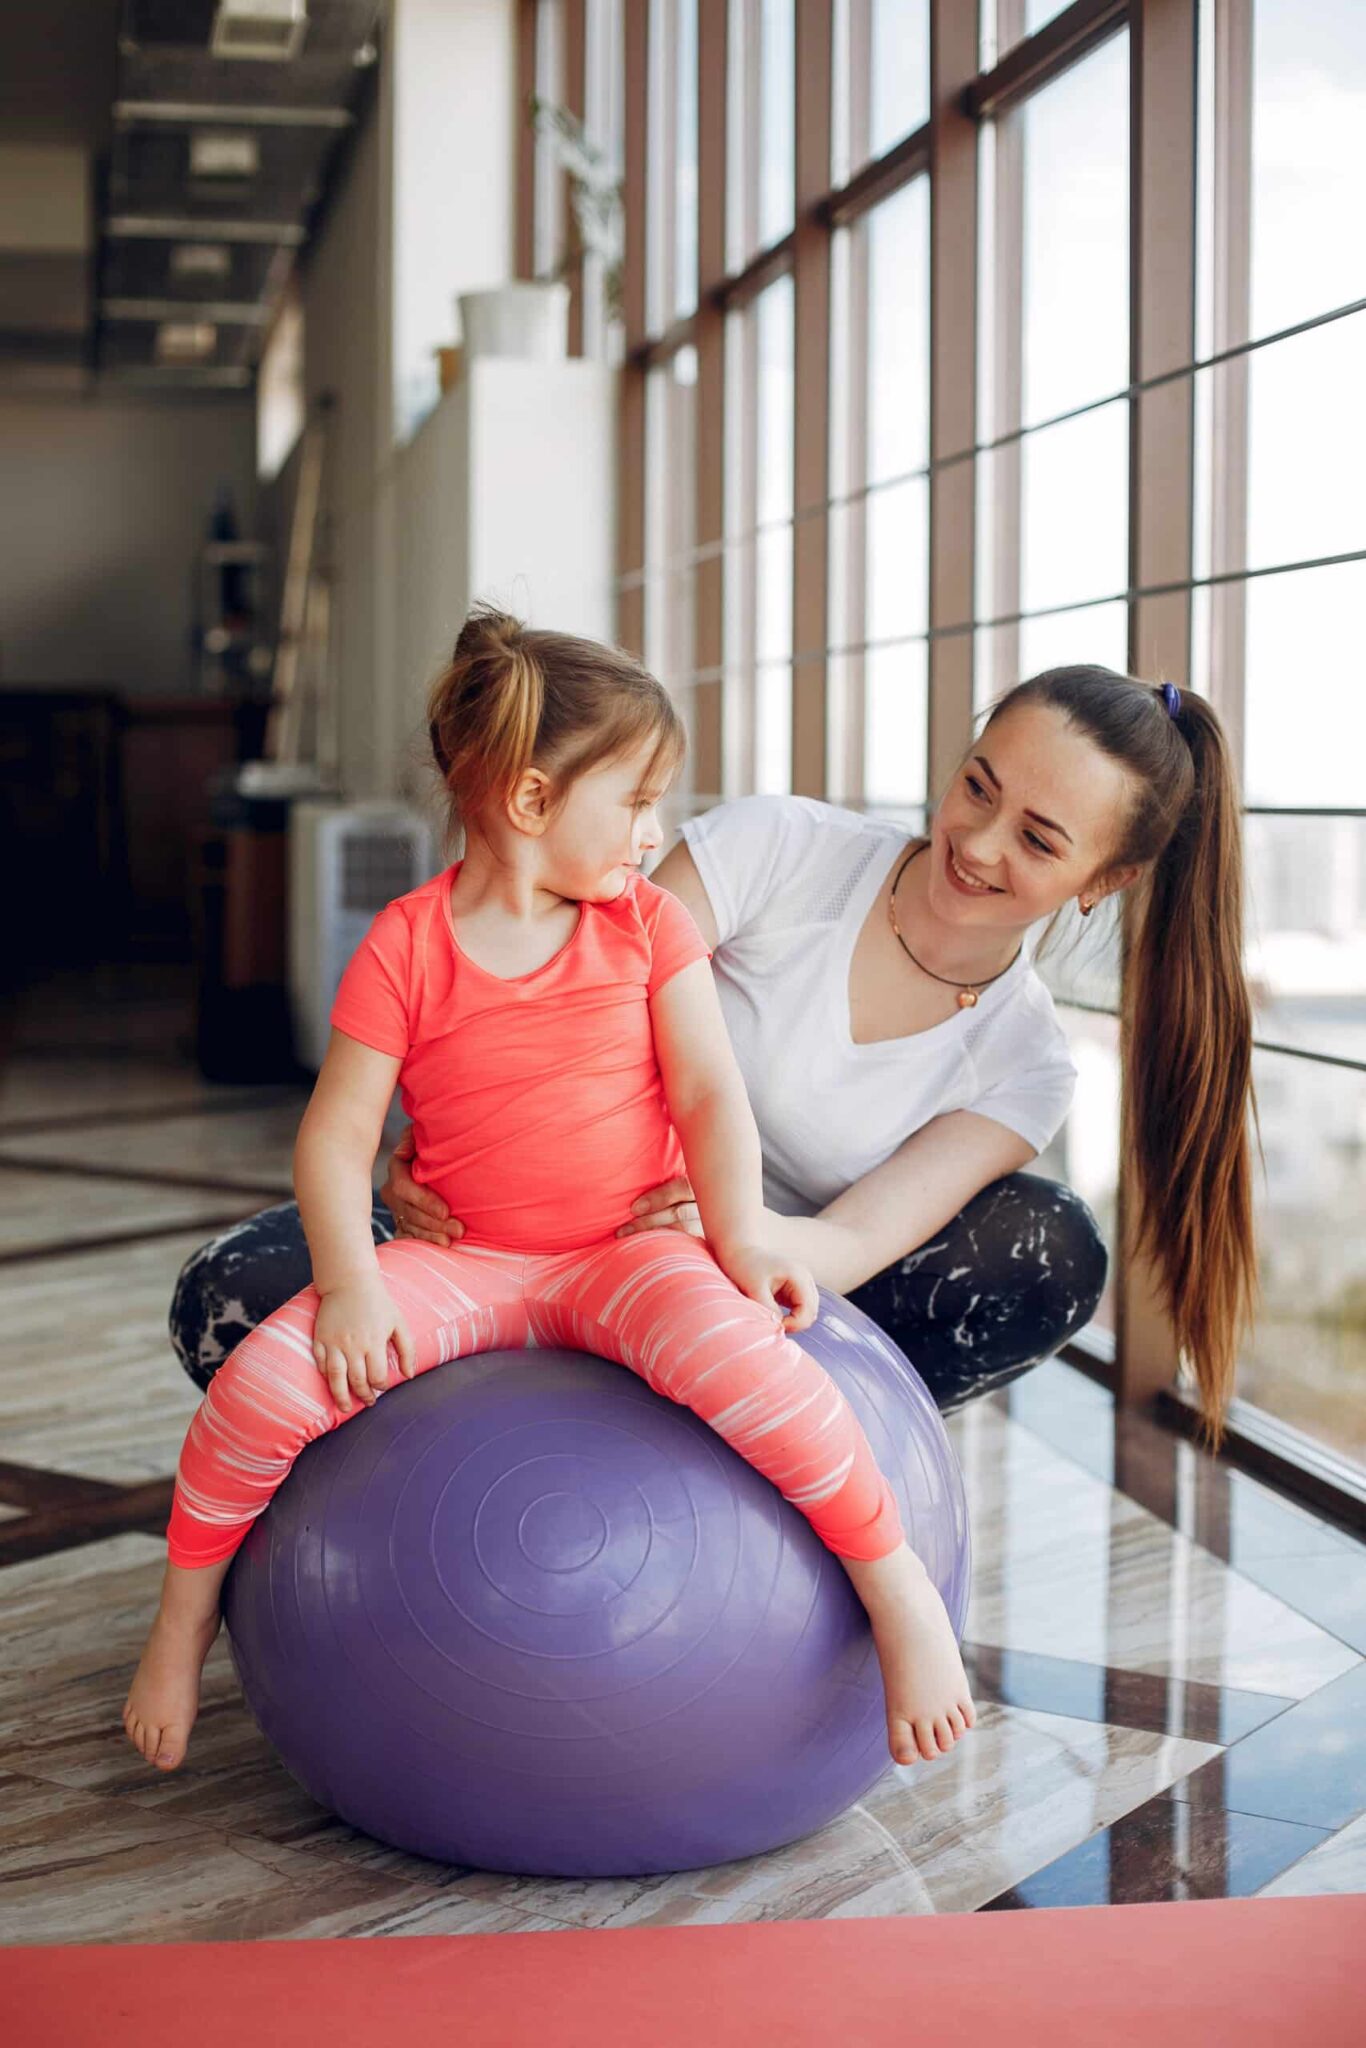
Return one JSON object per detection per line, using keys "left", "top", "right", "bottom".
{"left": 457, "top": 282, "right": 570, "bottom": 363}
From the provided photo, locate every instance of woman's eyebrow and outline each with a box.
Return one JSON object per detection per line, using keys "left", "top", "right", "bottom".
{"left": 972, "top": 754, "right": 1073, "bottom": 844}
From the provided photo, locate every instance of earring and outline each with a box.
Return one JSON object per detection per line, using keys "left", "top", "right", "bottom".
{"left": 1080, "top": 897, "right": 1095, "bottom": 917}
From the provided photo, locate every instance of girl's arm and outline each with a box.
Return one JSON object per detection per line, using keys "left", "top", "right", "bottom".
{"left": 763, "top": 1111, "right": 1035, "bottom": 1296}
{"left": 294, "top": 1029, "right": 416, "bottom": 1408}
{"left": 650, "top": 960, "right": 816, "bottom": 1328}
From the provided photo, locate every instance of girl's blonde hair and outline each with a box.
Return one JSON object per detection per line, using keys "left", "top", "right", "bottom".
{"left": 427, "top": 606, "right": 686, "bottom": 831}
{"left": 987, "top": 667, "right": 1257, "bottom": 1444}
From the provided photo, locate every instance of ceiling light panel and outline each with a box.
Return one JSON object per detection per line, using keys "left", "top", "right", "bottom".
{"left": 210, "top": 1, "right": 309, "bottom": 63}
{"left": 189, "top": 132, "right": 260, "bottom": 178}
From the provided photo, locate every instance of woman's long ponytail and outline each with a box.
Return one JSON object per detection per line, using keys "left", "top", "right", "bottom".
{"left": 1122, "top": 692, "right": 1257, "bottom": 1441}
{"left": 989, "top": 668, "right": 1258, "bottom": 1442}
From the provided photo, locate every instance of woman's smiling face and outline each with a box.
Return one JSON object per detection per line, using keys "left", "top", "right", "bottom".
{"left": 926, "top": 703, "right": 1140, "bottom": 932}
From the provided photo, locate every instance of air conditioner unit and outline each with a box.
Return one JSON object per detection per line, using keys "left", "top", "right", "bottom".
{"left": 289, "top": 800, "right": 440, "bottom": 1071}
{"left": 211, "top": 1, "right": 309, "bottom": 62}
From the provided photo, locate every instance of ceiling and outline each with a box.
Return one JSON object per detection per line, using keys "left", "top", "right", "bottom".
{"left": 0, "top": 0, "right": 382, "bottom": 389}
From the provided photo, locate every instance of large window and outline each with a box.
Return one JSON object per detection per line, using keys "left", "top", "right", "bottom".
{"left": 1190, "top": 0, "right": 1366, "bottom": 1469}
{"left": 535, "top": 0, "right": 1366, "bottom": 1506}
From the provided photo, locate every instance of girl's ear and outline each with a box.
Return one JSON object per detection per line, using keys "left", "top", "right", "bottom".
{"left": 506, "top": 768, "right": 554, "bottom": 837}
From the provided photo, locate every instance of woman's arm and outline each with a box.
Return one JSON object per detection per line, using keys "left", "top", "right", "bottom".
{"left": 763, "top": 1111, "right": 1035, "bottom": 1296}
{"left": 648, "top": 840, "right": 720, "bottom": 950}
{"left": 650, "top": 959, "right": 816, "bottom": 1328}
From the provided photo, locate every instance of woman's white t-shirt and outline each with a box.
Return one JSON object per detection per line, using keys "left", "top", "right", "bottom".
{"left": 680, "top": 794, "right": 1077, "bottom": 1218}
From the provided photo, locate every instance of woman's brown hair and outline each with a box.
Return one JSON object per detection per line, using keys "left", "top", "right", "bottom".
{"left": 426, "top": 605, "right": 686, "bottom": 833}
{"left": 987, "top": 666, "right": 1257, "bottom": 1443}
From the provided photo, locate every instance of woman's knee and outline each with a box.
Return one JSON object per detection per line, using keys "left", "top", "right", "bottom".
{"left": 169, "top": 1197, "right": 395, "bottom": 1392}
{"left": 970, "top": 1172, "right": 1108, "bottom": 1346}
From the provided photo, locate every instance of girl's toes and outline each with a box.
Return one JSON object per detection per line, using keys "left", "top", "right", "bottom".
{"left": 914, "top": 1719, "right": 941, "bottom": 1762}
{"left": 153, "top": 1727, "right": 187, "bottom": 1771}
{"left": 948, "top": 1705, "right": 967, "bottom": 1739}
{"left": 889, "top": 1719, "right": 918, "bottom": 1766}
{"left": 933, "top": 1714, "right": 955, "bottom": 1752}
{"left": 962, "top": 1697, "right": 978, "bottom": 1729}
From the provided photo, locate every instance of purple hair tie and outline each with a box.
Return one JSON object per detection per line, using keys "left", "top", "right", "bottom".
{"left": 1160, "top": 681, "right": 1181, "bottom": 719}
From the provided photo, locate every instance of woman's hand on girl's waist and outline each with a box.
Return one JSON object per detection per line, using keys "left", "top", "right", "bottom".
{"left": 615, "top": 1176, "right": 703, "bottom": 1240}
{"left": 381, "top": 1125, "right": 462, "bottom": 1247}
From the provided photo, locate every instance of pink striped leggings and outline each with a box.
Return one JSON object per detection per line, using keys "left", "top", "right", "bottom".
{"left": 166, "top": 1231, "right": 904, "bottom": 1570}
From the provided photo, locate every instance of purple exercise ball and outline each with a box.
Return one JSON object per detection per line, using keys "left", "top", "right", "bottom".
{"left": 223, "top": 1288, "right": 970, "bottom": 1877}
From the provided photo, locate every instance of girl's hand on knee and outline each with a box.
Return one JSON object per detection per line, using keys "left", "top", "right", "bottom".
{"left": 719, "top": 1245, "right": 819, "bottom": 1334}
{"left": 616, "top": 1176, "right": 703, "bottom": 1239}
{"left": 314, "top": 1277, "right": 416, "bottom": 1412}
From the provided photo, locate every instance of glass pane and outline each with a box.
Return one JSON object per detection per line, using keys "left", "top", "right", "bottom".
{"left": 759, "top": 0, "right": 795, "bottom": 249}
{"left": 1246, "top": 814, "right": 1366, "bottom": 1067}
{"left": 1240, "top": 1046, "right": 1366, "bottom": 1470}
{"left": 983, "top": 2, "right": 1081, "bottom": 69}
{"left": 864, "top": 642, "right": 927, "bottom": 808}
{"left": 756, "top": 273, "right": 794, "bottom": 525}
{"left": 674, "top": 0, "right": 699, "bottom": 320}
{"left": 867, "top": 177, "right": 929, "bottom": 483}
{"left": 1020, "top": 401, "right": 1129, "bottom": 615}
{"left": 866, "top": 477, "right": 928, "bottom": 645}
{"left": 647, "top": 0, "right": 697, "bottom": 331}
{"left": 728, "top": 0, "right": 795, "bottom": 269}
{"left": 1244, "top": 309, "right": 1366, "bottom": 573}
{"left": 833, "top": 0, "right": 929, "bottom": 183}
{"left": 724, "top": 278, "right": 793, "bottom": 795}
{"left": 1030, "top": 1006, "right": 1120, "bottom": 1340}
{"left": 1250, "top": 0, "right": 1366, "bottom": 342}
{"left": 583, "top": 0, "right": 626, "bottom": 359}
{"left": 645, "top": 347, "right": 697, "bottom": 711}
{"left": 1021, "top": 32, "right": 1130, "bottom": 426}
{"left": 1242, "top": 557, "right": 1366, "bottom": 809}
{"left": 1018, "top": 599, "right": 1128, "bottom": 680}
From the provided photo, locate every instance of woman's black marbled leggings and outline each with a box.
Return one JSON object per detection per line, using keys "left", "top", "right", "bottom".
{"left": 168, "top": 1172, "right": 1107, "bottom": 1414}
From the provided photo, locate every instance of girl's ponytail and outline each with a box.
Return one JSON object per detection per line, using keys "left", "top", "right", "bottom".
{"left": 987, "top": 667, "right": 1258, "bottom": 1442}
{"left": 1122, "top": 692, "right": 1257, "bottom": 1441}
{"left": 428, "top": 606, "right": 545, "bottom": 822}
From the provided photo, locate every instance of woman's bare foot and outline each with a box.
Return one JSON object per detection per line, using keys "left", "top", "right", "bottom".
{"left": 843, "top": 1543, "right": 977, "bottom": 1766}
{"left": 122, "top": 1562, "right": 228, "bottom": 1771}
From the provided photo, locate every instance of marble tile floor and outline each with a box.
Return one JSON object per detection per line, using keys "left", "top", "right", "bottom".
{"left": 2, "top": 980, "right": 1364, "bottom": 1943}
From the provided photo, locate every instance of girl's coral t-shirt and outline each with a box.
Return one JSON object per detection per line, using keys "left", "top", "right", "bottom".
{"left": 330, "top": 865, "right": 711, "bottom": 1253}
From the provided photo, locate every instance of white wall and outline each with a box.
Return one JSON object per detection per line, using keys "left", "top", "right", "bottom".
{"left": 0, "top": 391, "right": 256, "bottom": 691}
{"left": 287, "top": 0, "right": 617, "bottom": 806}
{"left": 392, "top": 0, "right": 517, "bottom": 437}
{"left": 391, "top": 357, "right": 617, "bottom": 793}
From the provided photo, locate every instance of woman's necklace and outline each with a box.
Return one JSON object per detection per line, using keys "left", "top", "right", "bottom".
{"left": 887, "top": 843, "right": 1022, "bottom": 1010}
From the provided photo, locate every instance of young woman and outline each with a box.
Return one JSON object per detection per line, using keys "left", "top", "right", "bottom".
{"left": 171, "top": 667, "right": 1255, "bottom": 1441}
{"left": 124, "top": 612, "right": 977, "bottom": 1778}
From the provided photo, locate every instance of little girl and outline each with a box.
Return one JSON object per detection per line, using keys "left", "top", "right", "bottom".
{"left": 124, "top": 609, "right": 975, "bottom": 1778}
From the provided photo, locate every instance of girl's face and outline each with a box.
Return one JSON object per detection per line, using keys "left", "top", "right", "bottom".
{"left": 927, "top": 703, "right": 1138, "bottom": 933}
{"left": 539, "top": 734, "right": 673, "bottom": 901}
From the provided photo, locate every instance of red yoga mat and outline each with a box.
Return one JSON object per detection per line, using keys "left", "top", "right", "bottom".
{"left": 3, "top": 1895, "right": 1361, "bottom": 2048}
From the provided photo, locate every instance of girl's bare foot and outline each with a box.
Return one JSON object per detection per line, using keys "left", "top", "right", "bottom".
{"left": 123, "top": 1563, "right": 227, "bottom": 1771}
{"left": 123, "top": 1609, "right": 221, "bottom": 1770}
{"left": 843, "top": 1543, "right": 977, "bottom": 1766}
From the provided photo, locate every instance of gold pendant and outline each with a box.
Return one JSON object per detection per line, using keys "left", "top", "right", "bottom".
{"left": 957, "top": 988, "right": 979, "bottom": 1009}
